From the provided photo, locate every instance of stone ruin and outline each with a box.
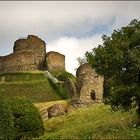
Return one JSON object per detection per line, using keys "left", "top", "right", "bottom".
{"left": 69, "top": 63, "right": 104, "bottom": 107}
{"left": 0, "top": 35, "right": 65, "bottom": 73}
{"left": 46, "top": 51, "right": 65, "bottom": 72}
{"left": 39, "top": 63, "right": 104, "bottom": 120}
{"left": 0, "top": 35, "right": 104, "bottom": 108}
{"left": 40, "top": 63, "right": 104, "bottom": 119}
{"left": 76, "top": 63, "right": 104, "bottom": 103}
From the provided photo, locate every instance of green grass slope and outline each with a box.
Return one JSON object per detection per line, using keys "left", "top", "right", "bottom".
{"left": 0, "top": 71, "right": 63, "bottom": 102}
{"left": 0, "top": 71, "right": 47, "bottom": 82}
{"left": 35, "top": 103, "right": 140, "bottom": 139}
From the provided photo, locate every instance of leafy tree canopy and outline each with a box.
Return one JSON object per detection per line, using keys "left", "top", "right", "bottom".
{"left": 85, "top": 19, "right": 140, "bottom": 124}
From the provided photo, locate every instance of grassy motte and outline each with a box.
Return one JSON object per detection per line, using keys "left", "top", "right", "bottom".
{"left": 0, "top": 71, "right": 46, "bottom": 82}
{"left": 0, "top": 71, "right": 63, "bottom": 102}
{"left": 34, "top": 103, "right": 140, "bottom": 139}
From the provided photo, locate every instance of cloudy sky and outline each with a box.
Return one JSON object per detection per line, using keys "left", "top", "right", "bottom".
{"left": 0, "top": 1, "right": 140, "bottom": 75}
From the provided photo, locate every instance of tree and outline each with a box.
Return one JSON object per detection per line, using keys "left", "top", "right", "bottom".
{"left": 85, "top": 19, "right": 140, "bottom": 124}
{"left": 0, "top": 92, "right": 15, "bottom": 140}
{"left": 77, "top": 57, "right": 87, "bottom": 66}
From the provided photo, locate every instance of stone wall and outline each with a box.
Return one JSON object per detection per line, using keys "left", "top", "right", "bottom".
{"left": 76, "top": 63, "right": 104, "bottom": 103}
{"left": 0, "top": 35, "right": 66, "bottom": 73}
{"left": 0, "top": 35, "right": 46, "bottom": 72}
{"left": 46, "top": 51, "right": 65, "bottom": 72}
{"left": 14, "top": 35, "right": 46, "bottom": 69}
{"left": 67, "top": 63, "right": 104, "bottom": 107}
{"left": 65, "top": 79, "right": 76, "bottom": 98}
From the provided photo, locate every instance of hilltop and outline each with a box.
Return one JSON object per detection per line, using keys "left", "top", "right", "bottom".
{"left": 0, "top": 71, "right": 66, "bottom": 102}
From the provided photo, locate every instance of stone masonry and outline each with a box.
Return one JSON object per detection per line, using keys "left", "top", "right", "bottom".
{"left": 0, "top": 35, "right": 65, "bottom": 73}
{"left": 46, "top": 51, "right": 65, "bottom": 72}
{"left": 0, "top": 35, "right": 103, "bottom": 107}
{"left": 69, "top": 63, "right": 104, "bottom": 106}
{"left": 76, "top": 63, "right": 104, "bottom": 104}
{"left": 65, "top": 79, "right": 77, "bottom": 99}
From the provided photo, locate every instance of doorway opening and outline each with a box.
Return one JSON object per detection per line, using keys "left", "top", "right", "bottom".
{"left": 91, "top": 90, "right": 96, "bottom": 100}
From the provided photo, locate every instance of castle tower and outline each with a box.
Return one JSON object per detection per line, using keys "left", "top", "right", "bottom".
{"left": 0, "top": 35, "right": 46, "bottom": 72}
{"left": 46, "top": 51, "right": 65, "bottom": 72}
{"left": 0, "top": 35, "right": 66, "bottom": 73}
{"left": 13, "top": 35, "right": 46, "bottom": 70}
{"left": 76, "top": 63, "right": 104, "bottom": 103}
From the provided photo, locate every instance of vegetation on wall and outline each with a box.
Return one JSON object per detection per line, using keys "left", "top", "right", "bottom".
{"left": 77, "top": 56, "right": 87, "bottom": 66}
{"left": 52, "top": 70, "right": 76, "bottom": 82}
{"left": 48, "top": 78, "right": 68, "bottom": 99}
{"left": 48, "top": 70, "right": 76, "bottom": 99}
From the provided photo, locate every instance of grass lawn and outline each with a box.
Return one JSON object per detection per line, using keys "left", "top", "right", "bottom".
{"left": 0, "top": 71, "right": 63, "bottom": 102}
{"left": 0, "top": 71, "right": 46, "bottom": 82}
{"left": 35, "top": 100, "right": 69, "bottom": 111}
{"left": 34, "top": 103, "right": 140, "bottom": 139}
{"left": 1, "top": 71, "right": 140, "bottom": 139}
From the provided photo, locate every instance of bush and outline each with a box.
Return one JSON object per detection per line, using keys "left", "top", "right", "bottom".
{"left": 8, "top": 97, "right": 45, "bottom": 140}
{"left": 49, "top": 71, "right": 76, "bottom": 100}
{"left": 0, "top": 93, "right": 15, "bottom": 140}
{"left": 52, "top": 71, "right": 76, "bottom": 82}
{"left": 48, "top": 78, "right": 68, "bottom": 99}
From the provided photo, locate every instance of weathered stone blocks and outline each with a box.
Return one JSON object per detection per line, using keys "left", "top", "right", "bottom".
{"left": 0, "top": 35, "right": 65, "bottom": 73}
{"left": 47, "top": 104, "right": 67, "bottom": 117}
{"left": 76, "top": 63, "right": 104, "bottom": 104}
{"left": 67, "top": 63, "right": 104, "bottom": 107}
{"left": 46, "top": 51, "right": 65, "bottom": 72}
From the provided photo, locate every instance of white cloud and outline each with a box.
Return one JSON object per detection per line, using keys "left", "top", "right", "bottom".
{"left": 0, "top": 1, "right": 140, "bottom": 39}
{"left": 0, "top": 1, "right": 140, "bottom": 74}
{"left": 47, "top": 35, "right": 102, "bottom": 75}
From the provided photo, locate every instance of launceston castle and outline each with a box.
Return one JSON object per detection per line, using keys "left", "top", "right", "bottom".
{"left": 0, "top": 35, "right": 65, "bottom": 72}
{"left": 0, "top": 35, "right": 104, "bottom": 105}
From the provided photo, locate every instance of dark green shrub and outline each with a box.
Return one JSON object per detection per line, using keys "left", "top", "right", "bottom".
{"left": 48, "top": 78, "right": 68, "bottom": 99}
{"left": 0, "top": 92, "right": 15, "bottom": 140}
{"left": 49, "top": 71, "right": 76, "bottom": 99}
{"left": 52, "top": 71, "right": 76, "bottom": 82}
{"left": 8, "top": 97, "right": 45, "bottom": 140}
